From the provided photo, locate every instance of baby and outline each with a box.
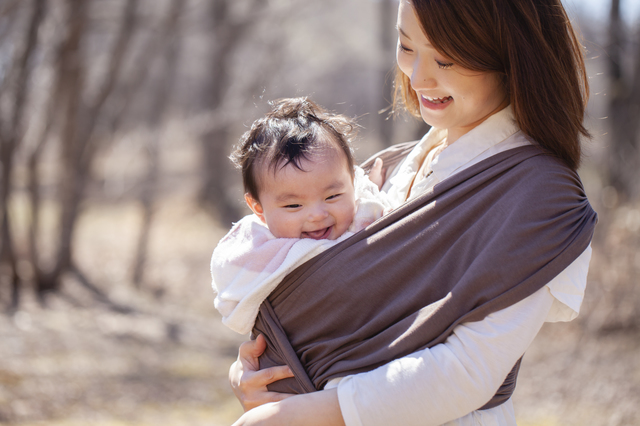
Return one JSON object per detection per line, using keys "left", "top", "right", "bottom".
{"left": 211, "top": 97, "right": 390, "bottom": 334}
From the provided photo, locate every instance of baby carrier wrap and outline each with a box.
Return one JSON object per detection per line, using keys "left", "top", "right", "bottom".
{"left": 252, "top": 142, "right": 597, "bottom": 410}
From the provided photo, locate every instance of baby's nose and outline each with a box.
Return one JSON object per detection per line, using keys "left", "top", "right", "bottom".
{"left": 308, "top": 205, "right": 329, "bottom": 221}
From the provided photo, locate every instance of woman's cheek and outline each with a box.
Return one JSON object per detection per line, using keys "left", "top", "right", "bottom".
{"left": 396, "top": 51, "right": 412, "bottom": 78}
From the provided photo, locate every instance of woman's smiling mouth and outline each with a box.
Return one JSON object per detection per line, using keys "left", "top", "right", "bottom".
{"left": 425, "top": 96, "right": 453, "bottom": 104}
{"left": 421, "top": 95, "right": 453, "bottom": 110}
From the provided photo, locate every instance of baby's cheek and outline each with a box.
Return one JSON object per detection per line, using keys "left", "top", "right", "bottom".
{"left": 350, "top": 199, "right": 358, "bottom": 221}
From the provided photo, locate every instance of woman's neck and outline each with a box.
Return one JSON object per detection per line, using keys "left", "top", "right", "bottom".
{"left": 444, "top": 100, "right": 510, "bottom": 146}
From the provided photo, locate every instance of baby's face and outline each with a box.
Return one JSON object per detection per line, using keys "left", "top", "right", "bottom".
{"left": 246, "top": 146, "right": 356, "bottom": 240}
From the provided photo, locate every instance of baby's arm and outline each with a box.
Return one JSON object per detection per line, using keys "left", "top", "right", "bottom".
{"left": 350, "top": 164, "right": 394, "bottom": 232}
{"left": 367, "top": 157, "right": 385, "bottom": 189}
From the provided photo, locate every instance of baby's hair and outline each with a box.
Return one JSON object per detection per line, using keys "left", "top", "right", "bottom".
{"left": 231, "top": 97, "right": 357, "bottom": 201}
{"left": 393, "top": 0, "right": 589, "bottom": 171}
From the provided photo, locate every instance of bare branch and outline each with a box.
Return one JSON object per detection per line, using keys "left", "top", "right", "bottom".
{"left": 90, "top": 0, "right": 138, "bottom": 118}
{"left": 109, "top": 0, "right": 181, "bottom": 133}
{"left": 80, "top": 0, "right": 139, "bottom": 164}
{"left": 0, "top": 1, "right": 22, "bottom": 105}
{"left": 11, "top": 0, "right": 45, "bottom": 140}
{"left": 0, "top": 0, "right": 20, "bottom": 17}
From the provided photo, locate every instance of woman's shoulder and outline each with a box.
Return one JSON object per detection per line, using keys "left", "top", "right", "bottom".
{"left": 492, "top": 144, "right": 579, "bottom": 178}
{"left": 493, "top": 146, "right": 595, "bottom": 224}
{"left": 512, "top": 146, "right": 584, "bottom": 188}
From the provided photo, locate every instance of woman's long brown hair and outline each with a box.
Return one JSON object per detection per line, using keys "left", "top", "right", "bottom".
{"left": 394, "top": 0, "right": 589, "bottom": 171}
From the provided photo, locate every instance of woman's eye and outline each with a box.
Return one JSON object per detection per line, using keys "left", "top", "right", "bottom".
{"left": 436, "top": 60, "right": 454, "bottom": 69}
{"left": 398, "top": 42, "right": 413, "bottom": 53}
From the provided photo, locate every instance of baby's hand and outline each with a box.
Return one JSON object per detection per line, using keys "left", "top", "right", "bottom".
{"left": 368, "top": 157, "right": 385, "bottom": 189}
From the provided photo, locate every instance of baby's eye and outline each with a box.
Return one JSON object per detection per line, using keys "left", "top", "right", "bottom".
{"left": 326, "top": 193, "right": 342, "bottom": 201}
{"left": 283, "top": 204, "right": 302, "bottom": 209}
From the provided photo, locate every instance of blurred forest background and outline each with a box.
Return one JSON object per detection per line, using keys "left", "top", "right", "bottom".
{"left": 0, "top": 0, "right": 638, "bottom": 425}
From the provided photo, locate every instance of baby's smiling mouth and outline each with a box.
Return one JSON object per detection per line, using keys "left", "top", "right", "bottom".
{"left": 302, "top": 226, "right": 332, "bottom": 240}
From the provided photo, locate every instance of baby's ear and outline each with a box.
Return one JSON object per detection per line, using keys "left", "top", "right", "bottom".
{"left": 245, "top": 193, "right": 266, "bottom": 223}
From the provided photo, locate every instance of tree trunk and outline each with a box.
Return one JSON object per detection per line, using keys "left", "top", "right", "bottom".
{"left": 0, "top": 0, "right": 45, "bottom": 308}
{"left": 40, "top": 0, "right": 88, "bottom": 294}
{"left": 132, "top": 0, "right": 184, "bottom": 287}
{"left": 606, "top": 0, "right": 640, "bottom": 200}
{"left": 376, "top": 0, "right": 396, "bottom": 148}
{"left": 39, "top": 0, "right": 137, "bottom": 295}
{"left": 198, "top": 0, "right": 267, "bottom": 226}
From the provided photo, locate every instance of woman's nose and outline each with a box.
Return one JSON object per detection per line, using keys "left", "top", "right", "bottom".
{"left": 411, "top": 57, "right": 436, "bottom": 91}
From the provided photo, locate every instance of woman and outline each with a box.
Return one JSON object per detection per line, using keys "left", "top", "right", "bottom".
{"left": 229, "top": 0, "right": 595, "bottom": 424}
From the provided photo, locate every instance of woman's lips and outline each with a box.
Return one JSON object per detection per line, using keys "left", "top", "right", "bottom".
{"left": 421, "top": 95, "right": 453, "bottom": 110}
{"left": 302, "top": 226, "right": 332, "bottom": 240}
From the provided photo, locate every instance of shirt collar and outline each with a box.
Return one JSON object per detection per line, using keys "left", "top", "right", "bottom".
{"left": 384, "top": 105, "right": 519, "bottom": 206}
{"left": 384, "top": 127, "right": 445, "bottom": 202}
{"left": 431, "top": 105, "right": 518, "bottom": 180}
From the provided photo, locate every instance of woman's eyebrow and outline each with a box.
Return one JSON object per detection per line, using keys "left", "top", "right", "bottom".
{"left": 396, "top": 25, "right": 411, "bottom": 40}
{"left": 396, "top": 25, "right": 434, "bottom": 48}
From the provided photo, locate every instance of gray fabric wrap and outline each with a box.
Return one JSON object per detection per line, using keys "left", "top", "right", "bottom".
{"left": 253, "top": 144, "right": 597, "bottom": 412}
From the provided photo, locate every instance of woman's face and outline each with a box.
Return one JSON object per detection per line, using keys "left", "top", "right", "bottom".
{"left": 396, "top": 1, "right": 508, "bottom": 144}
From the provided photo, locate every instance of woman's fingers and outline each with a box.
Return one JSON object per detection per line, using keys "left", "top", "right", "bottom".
{"left": 230, "top": 334, "right": 294, "bottom": 411}
{"left": 232, "top": 364, "right": 293, "bottom": 393}
{"left": 231, "top": 364, "right": 294, "bottom": 411}
{"left": 237, "top": 334, "right": 267, "bottom": 371}
{"left": 252, "top": 364, "right": 295, "bottom": 386}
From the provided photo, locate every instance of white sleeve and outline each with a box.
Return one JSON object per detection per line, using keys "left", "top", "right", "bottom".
{"left": 545, "top": 244, "right": 592, "bottom": 323}
{"left": 350, "top": 167, "right": 394, "bottom": 232}
{"left": 336, "top": 247, "right": 592, "bottom": 426}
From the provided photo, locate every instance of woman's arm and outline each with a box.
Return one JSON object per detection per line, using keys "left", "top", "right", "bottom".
{"left": 232, "top": 388, "right": 345, "bottom": 426}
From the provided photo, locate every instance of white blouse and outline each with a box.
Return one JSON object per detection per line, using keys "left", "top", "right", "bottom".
{"left": 335, "top": 106, "right": 592, "bottom": 426}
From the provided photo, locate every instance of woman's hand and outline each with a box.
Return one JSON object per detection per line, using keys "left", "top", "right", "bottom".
{"left": 229, "top": 334, "right": 295, "bottom": 411}
{"left": 232, "top": 388, "right": 346, "bottom": 426}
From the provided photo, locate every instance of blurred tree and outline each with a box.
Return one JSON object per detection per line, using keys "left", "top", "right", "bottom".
{"left": 606, "top": 0, "right": 640, "bottom": 201}
{"left": 376, "top": 0, "right": 396, "bottom": 148}
{"left": 34, "top": 0, "right": 138, "bottom": 298}
{"left": 198, "top": 0, "right": 267, "bottom": 226}
{"left": 0, "top": 0, "right": 408, "bottom": 310}
{"left": 0, "top": 0, "right": 44, "bottom": 309}
{"left": 132, "top": 0, "right": 185, "bottom": 287}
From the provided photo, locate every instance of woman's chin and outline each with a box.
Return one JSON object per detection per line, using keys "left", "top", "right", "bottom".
{"left": 420, "top": 112, "right": 445, "bottom": 130}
